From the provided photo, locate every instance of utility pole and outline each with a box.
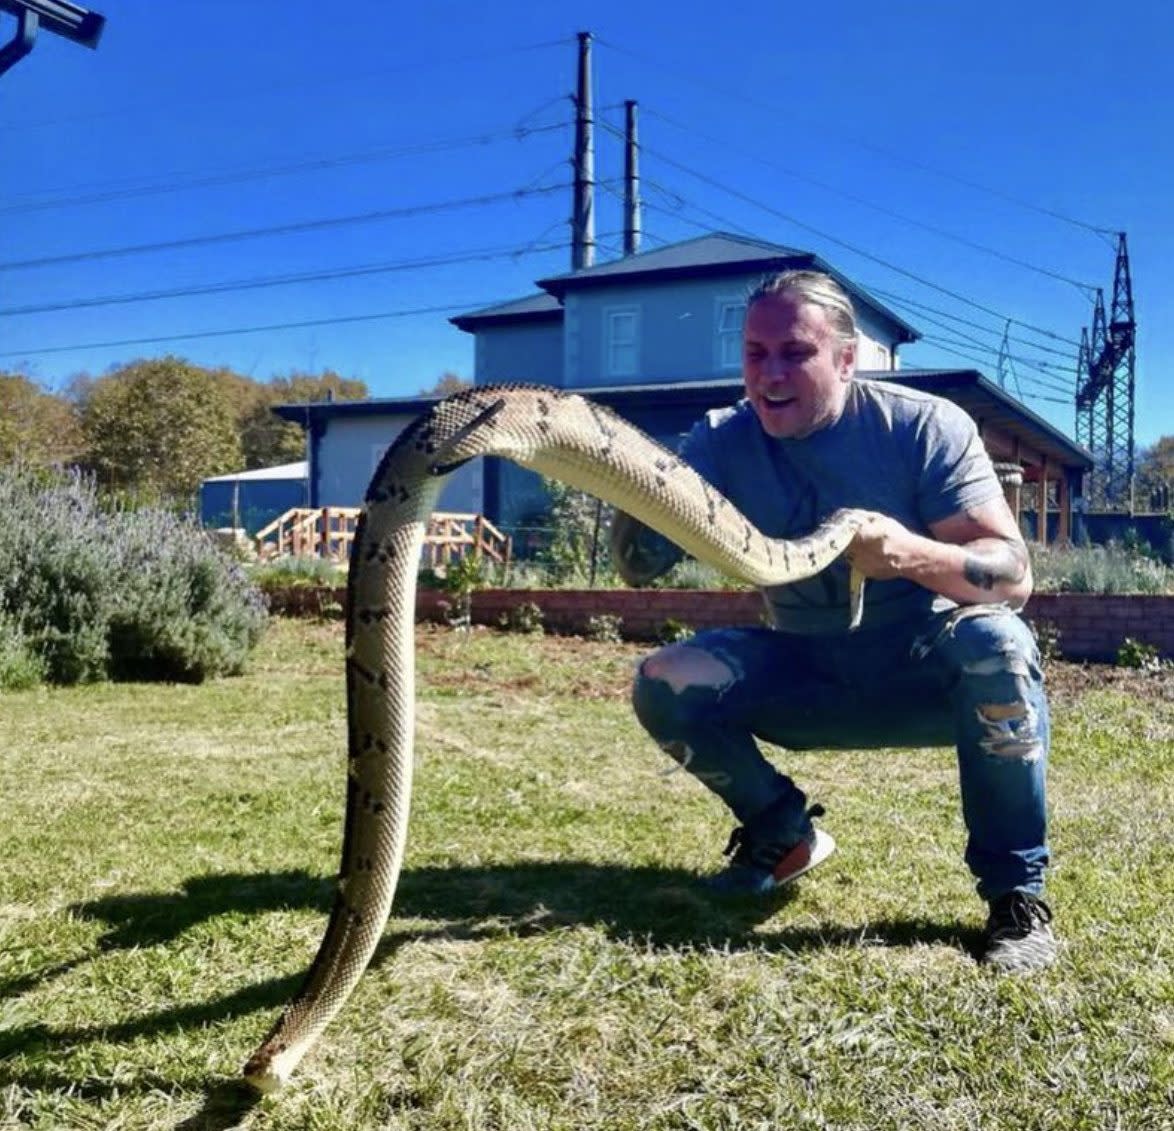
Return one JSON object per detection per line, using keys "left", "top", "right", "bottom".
{"left": 623, "top": 100, "right": 641, "bottom": 257}
{"left": 1075, "top": 233, "right": 1136, "bottom": 510}
{"left": 570, "top": 31, "right": 595, "bottom": 271}
{"left": 0, "top": 0, "right": 104, "bottom": 77}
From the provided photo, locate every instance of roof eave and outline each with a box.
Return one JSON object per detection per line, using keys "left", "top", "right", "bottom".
{"left": 536, "top": 253, "right": 817, "bottom": 299}
{"left": 449, "top": 309, "right": 564, "bottom": 333}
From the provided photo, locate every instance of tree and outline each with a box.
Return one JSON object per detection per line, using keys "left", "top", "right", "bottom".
{"left": 239, "top": 369, "right": 369, "bottom": 469}
{"left": 419, "top": 372, "right": 471, "bottom": 397}
{"left": 0, "top": 372, "right": 82, "bottom": 466}
{"left": 1134, "top": 437, "right": 1174, "bottom": 512}
{"left": 77, "top": 356, "right": 243, "bottom": 500}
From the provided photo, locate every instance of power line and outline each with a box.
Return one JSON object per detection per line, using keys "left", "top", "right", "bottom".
{"left": 875, "top": 301, "right": 1078, "bottom": 390}
{"left": 631, "top": 105, "right": 1098, "bottom": 296}
{"left": 603, "top": 121, "right": 1081, "bottom": 348}
{"left": 0, "top": 37, "right": 573, "bottom": 133}
{"left": 635, "top": 183, "right": 1085, "bottom": 382}
{"left": 0, "top": 293, "right": 542, "bottom": 359}
{"left": 914, "top": 339, "right": 1073, "bottom": 407}
{"left": 915, "top": 335, "right": 1074, "bottom": 395}
{"left": 0, "top": 243, "right": 567, "bottom": 316}
{"left": 915, "top": 321, "right": 1076, "bottom": 391}
{"left": 594, "top": 35, "right": 1116, "bottom": 237}
{"left": 0, "top": 122, "right": 570, "bottom": 216}
{"left": 868, "top": 286, "right": 1081, "bottom": 354}
{"left": 0, "top": 184, "right": 570, "bottom": 271}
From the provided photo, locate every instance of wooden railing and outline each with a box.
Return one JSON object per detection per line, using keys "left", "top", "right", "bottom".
{"left": 255, "top": 507, "right": 510, "bottom": 568}
{"left": 420, "top": 512, "right": 511, "bottom": 570}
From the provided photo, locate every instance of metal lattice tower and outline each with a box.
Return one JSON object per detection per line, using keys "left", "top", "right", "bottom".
{"left": 1075, "top": 232, "right": 1136, "bottom": 509}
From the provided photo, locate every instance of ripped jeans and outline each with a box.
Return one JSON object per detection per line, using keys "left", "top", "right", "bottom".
{"left": 631, "top": 606, "right": 1049, "bottom": 900}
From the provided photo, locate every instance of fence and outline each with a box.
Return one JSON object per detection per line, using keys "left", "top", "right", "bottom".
{"left": 254, "top": 507, "right": 511, "bottom": 568}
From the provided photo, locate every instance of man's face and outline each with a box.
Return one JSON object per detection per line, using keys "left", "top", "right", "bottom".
{"left": 742, "top": 292, "right": 856, "bottom": 439}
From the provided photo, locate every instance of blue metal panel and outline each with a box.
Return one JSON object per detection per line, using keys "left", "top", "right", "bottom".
{"left": 199, "top": 478, "right": 308, "bottom": 535}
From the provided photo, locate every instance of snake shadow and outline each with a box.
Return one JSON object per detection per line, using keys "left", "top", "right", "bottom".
{"left": 59, "top": 861, "right": 979, "bottom": 961}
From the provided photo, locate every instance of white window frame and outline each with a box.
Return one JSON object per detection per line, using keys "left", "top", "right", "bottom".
{"left": 715, "top": 296, "right": 746, "bottom": 371}
{"left": 604, "top": 305, "right": 640, "bottom": 378}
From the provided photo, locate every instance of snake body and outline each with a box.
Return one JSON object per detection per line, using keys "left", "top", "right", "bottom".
{"left": 242, "top": 385, "right": 867, "bottom": 1090}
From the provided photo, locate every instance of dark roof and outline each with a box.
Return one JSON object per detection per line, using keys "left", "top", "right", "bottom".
{"left": 448, "top": 233, "right": 921, "bottom": 342}
{"left": 273, "top": 369, "right": 1090, "bottom": 472}
{"left": 449, "top": 291, "right": 563, "bottom": 331}
{"left": 534, "top": 232, "right": 921, "bottom": 343}
{"left": 875, "top": 369, "right": 1092, "bottom": 469}
{"left": 272, "top": 395, "right": 437, "bottom": 424}
{"left": 537, "top": 232, "right": 809, "bottom": 287}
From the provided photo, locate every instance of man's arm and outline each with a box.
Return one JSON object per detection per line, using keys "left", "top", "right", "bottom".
{"left": 845, "top": 495, "right": 1032, "bottom": 610}
{"left": 609, "top": 510, "right": 684, "bottom": 587}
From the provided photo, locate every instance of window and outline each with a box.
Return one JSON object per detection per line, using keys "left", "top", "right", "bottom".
{"left": 716, "top": 299, "right": 746, "bottom": 370}
{"left": 605, "top": 307, "right": 640, "bottom": 377}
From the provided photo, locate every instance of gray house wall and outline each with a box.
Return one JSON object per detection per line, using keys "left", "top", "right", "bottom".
{"left": 471, "top": 278, "right": 903, "bottom": 393}
{"left": 314, "top": 413, "right": 482, "bottom": 513}
{"left": 474, "top": 321, "right": 564, "bottom": 386}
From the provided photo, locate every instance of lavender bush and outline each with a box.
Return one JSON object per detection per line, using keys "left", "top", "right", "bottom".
{"left": 0, "top": 464, "right": 267, "bottom": 686}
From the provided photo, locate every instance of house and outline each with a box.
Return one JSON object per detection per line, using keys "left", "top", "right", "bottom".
{"left": 271, "top": 232, "right": 1092, "bottom": 547}
{"left": 199, "top": 460, "right": 309, "bottom": 534}
{"left": 450, "top": 233, "right": 917, "bottom": 388}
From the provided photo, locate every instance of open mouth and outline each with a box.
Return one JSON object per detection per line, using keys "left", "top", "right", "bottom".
{"left": 760, "top": 394, "right": 796, "bottom": 409}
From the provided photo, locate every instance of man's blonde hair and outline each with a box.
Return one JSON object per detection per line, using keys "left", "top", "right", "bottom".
{"left": 748, "top": 270, "right": 857, "bottom": 345}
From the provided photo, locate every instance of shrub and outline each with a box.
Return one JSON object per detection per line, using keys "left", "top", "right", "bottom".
{"left": 657, "top": 618, "right": 694, "bottom": 643}
{"left": 585, "top": 613, "right": 624, "bottom": 643}
{"left": 1027, "top": 619, "right": 1062, "bottom": 665}
{"left": 537, "top": 479, "right": 618, "bottom": 587}
{"left": 252, "top": 555, "right": 344, "bottom": 590}
{"left": 0, "top": 463, "right": 267, "bottom": 685}
{"left": 0, "top": 612, "right": 46, "bottom": 691}
{"left": 0, "top": 463, "right": 118, "bottom": 683}
{"left": 1116, "top": 637, "right": 1165, "bottom": 672}
{"left": 500, "top": 601, "right": 545, "bottom": 635}
{"left": 105, "top": 507, "right": 268, "bottom": 682}
{"left": 1030, "top": 542, "right": 1174, "bottom": 595}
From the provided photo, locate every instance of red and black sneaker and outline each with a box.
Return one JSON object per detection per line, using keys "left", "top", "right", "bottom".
{"left": 706, "top": 804, "right": 836, "bottom": 895}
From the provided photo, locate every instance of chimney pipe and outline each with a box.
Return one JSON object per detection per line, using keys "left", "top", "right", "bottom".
{"left": 571, "top": 31, "right": 595, "bottom": 270}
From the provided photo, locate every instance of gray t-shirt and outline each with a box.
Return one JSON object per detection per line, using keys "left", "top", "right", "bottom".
{"left": 679, "top": 379, "right": 1003, "bottom": 634}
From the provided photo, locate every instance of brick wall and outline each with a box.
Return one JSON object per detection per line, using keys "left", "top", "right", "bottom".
{"left": 268, "top": 586, "right": 1174, "bottom": 661}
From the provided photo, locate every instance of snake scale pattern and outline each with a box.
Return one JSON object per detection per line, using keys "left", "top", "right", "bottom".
{"left": 242, "top": 384, "right": 867, "bottom": 1091}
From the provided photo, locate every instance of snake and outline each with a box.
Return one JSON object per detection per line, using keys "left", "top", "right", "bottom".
{"left": 242, "top": 384, "right": 868, "bottom": 1091}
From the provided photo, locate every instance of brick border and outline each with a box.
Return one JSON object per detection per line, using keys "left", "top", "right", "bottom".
{"left": 265, "top": 585, "right": 1174, "bottom": 661}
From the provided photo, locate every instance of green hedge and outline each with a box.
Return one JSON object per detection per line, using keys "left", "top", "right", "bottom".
{"left": 0, "top": 464, "right": 267, "bottom": 689}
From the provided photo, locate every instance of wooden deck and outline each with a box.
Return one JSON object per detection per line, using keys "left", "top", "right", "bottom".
{"left": 254, "top": 507, "right": 511, "bottom": 569}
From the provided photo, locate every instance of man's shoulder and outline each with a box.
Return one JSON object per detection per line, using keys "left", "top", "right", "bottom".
{"left": 852, "top": 378, "right": 975, "bottom": 432}
{"left": 696, "top": 398, "right": 755, "bottom": 431}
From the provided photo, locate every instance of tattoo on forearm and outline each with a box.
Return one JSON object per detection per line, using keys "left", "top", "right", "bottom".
{"left": 963, "top": 542, "right": 1028, "bottom": 590}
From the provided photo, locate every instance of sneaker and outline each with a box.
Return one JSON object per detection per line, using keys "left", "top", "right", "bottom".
{"left": 706, "top": 804, "right": 836, "bottom": 895}
{"left": 980, "top": 890, "right": 1057, "bottom": 973}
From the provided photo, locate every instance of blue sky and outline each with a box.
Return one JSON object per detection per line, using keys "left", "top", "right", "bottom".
{"left": 2, "top": 0, "right": 1170, "bottom": 446}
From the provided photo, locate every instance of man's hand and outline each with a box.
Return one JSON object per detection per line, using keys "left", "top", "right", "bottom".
{"left": 609, "top": 510, "right": 684, "bottom": 587}
{"left": 844, "top": 511, "right": 915, "bottom": 580}
{"left": 842, "top": 498, "right": 1032, "bottom": 609}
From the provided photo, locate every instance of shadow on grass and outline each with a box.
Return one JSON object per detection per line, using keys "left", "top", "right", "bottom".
{"left": 62, "top": 861, "right": 981, "bottom": 958}
{"left": 1, "top": 862, "right": 980, "bottom": 1114}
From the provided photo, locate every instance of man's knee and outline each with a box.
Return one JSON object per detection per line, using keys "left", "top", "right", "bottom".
{"left": 949, "top": 609, "right": 1041, "bottom": 680}
{"left": 948, "top": 611, "right": 1047, "bottom": 762}
{"left": 631, "top": 642, "right": 737, "bottom": 738}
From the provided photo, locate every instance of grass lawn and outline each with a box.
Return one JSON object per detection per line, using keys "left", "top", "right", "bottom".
{"left": 1, "top": 617, "right": 1171, "bottom": 1130}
